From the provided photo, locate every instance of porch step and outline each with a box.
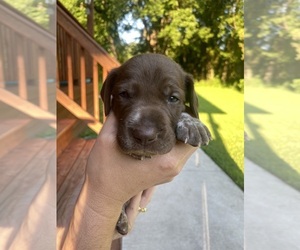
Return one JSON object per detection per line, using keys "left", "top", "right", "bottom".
{"left": 0, "top": 119, "right": 32, "bottom": 157}
{"left": 0, "top": 111, "right": 57, "bottom": 157}
{"left": 57, "top": 118, "right": 87, "bottom": 156}
{"left": 56, "top": 89, "right": 102, "bottom": 134}
{"left": 57, "top": 119, "right": 77, "bottom": 157}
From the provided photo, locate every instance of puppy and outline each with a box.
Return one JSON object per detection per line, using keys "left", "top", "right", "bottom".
{"left": 101, "top": 53, "right": 212, "bottom": 235}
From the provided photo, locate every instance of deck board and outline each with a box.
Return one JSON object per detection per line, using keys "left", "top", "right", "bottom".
{"left": 0, "top": 138, "right": 48, "bottom": 192}
{"left": 0, "top": 119, "right": 31, "bottom": 157}
{"left": 56, "top": 138, "right": 96, "bottom": 249}
{"left": 57, "top": 138, "right": 87, "bottom": 191}
{"left": 0, "top": 138, "right": 55, "bottom": 249}
{"left": 57, "top": 138, "right": 96, "bottom": 201}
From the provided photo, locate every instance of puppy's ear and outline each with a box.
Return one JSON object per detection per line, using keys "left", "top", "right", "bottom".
{"left": 100, "top": 68, "right": 118, "bottom": 116}
{"left": 185, "top": 74, "right": 199, "bottom": 119}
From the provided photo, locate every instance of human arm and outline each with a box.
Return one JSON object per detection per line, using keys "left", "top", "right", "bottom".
{"left": 62, "top": 112, "right": 197, "bottom": 249}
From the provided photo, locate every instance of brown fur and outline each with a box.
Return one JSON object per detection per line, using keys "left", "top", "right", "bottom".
{"left": 101, "top": 53, "right": 204, "bottom": 158}
{"left": 100, "top": 53, "right": 211, "bottom": 235}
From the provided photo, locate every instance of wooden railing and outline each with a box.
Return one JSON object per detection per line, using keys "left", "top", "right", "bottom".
{"left": 0, "top": 1, "right": 56, "bottom": 128}
{"left": 57, "top": 2, "right": 120, "bottom": 133}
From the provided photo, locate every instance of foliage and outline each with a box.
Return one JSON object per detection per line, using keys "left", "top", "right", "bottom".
{"left": 60, "top": 0, "right": 87, "bottom": 26}
{"left": 4, "top": 0, "right": 51, "bottom": 29}
{"left": 60, "top": 0, "right": 244, "bottom": 89}
{"left": 60, "top": 0, "right": 131, "bottom": 61}
{"left": 130, "top": 0, "right": 244, "bottom": 86}
{"left": 245, "top": 0, "right": 300, "bottom": 85}
{"left": 93, "top": 0, "right": 131, "bottom": 61}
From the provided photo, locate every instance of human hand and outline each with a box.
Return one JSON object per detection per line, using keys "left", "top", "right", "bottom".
{"left": 112, "top": 187, "right": 156, "bottom": 239}
{"left": 86, "top": 112, "right": 197, "bottom": 206}
{"left": 62, "top": 113, "right": 198, "bottom": 249}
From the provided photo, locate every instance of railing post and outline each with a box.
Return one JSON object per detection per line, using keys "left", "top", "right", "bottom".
{"left": 67, "top": 34, "right": 74, "bottom": 99}
{"left": 17, "top": 34, "right": 27, "bottom": 100}
{"left": 80, "top": 46, "right": 87, "bottom": 110}
{"left": 38, "top": 47, "right": 48, "bottom": 110}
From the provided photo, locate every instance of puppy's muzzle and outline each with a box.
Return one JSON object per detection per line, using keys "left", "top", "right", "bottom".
{"left": 130, "top": 126, "right": 159, "bottom": 146}
{"left": 117, "top": 107, "right": 175, "bottom": 158}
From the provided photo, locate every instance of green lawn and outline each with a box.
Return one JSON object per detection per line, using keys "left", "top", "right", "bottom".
{"left": 195, "top": 84, "right": 244, "bottom": 190}
{"left": 245, "top": 85, "right": 300, "bottom": 191}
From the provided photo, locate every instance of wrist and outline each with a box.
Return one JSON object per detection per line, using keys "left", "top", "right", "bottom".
{"left": 63, "top": 177, "right": 123, "bottom": 249}
{"left": 79, "top": 176, "right": 124, "bottom": 219}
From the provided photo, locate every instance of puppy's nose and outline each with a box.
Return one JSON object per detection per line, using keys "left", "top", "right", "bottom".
{"left": 131, "top": 127, "right": 158, "bottom": 145}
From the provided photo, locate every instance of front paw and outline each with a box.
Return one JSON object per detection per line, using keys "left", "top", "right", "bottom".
{"left": 176, "top": 113, "right": 212, "bottom": 147}
{"left": 116, "top": 206, "right": 129, "bottom": 235}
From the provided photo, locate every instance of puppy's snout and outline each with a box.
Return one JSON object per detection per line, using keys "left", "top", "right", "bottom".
{"left": 131, "top": 127, "right": 158, "bottom": 145}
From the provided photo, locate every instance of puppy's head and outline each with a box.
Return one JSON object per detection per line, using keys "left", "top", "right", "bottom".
{"left": 101, "top": 53, "right": 198, "bottom": 158}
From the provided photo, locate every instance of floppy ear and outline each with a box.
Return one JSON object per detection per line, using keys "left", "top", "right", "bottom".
{"left": 100, "top": 68, "right": 119, "bottom": 116}
{"left": 184, "top": 74, "right": 199, "bottom": 119}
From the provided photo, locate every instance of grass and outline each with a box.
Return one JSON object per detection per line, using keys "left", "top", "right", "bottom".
{"left": 195, "top": 83, "right": 244, "bottom": 190}
{"left": 245, "top": 85, "right": 300, "bottom": 191}
{"left": 80, "top": 127, "right": 98, "bottom": 139}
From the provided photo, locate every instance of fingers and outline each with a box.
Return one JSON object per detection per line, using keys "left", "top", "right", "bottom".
{"left": 172, "top": 141, "right": 198, "bottom": 161}
{"left": 125, "top": 192, "right": 142, "bottom": 233}
{"left": 112, "top": 192, "right": 142, "bottom": 240}
{"left": 140, "top": 187, "right": 156, "bottom": 208}
{"left": 151, "top": 142, "right": 196, "bottom": 187}
{"left": 123, "top": 187, "right": 156, "bottom": 235}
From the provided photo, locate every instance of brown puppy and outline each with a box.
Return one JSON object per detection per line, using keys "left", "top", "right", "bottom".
{"left": 101, "top": 53, "right": 211, "bottom": 234}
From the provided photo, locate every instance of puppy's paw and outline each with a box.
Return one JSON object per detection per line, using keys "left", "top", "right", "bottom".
{"left": 176, "top": 112, "right": 212, "bottom": 147}
{"left": 116, "top": 206, "right": 129, "bottom": 235}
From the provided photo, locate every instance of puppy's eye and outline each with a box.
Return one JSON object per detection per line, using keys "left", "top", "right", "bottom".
{"left": 119, "top": 91, "right": 130, "bottom": 99}
{"left": 168, "top": 95, "right": 179, "bottom": 103}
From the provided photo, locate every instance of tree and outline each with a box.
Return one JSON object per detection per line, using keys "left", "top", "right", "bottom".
{"left": 245, "top": 0, "right": 300, "bottom": 85}
{"left": 60, "top": 0, "right": 130, "bottom": 61}
{"left": 129, "top": 0, "right": 244, "bottom": 88}
{"left": 3, "top": 0, "right": 50, "bottom": 29}
{"left": 60, "top": 0, "right": 244, "bottom": 89}
{"left": 93, "top": 0, "right": 131, "bottom": 61}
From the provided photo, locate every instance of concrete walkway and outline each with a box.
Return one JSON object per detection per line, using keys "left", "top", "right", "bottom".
{"left": 123, "top": 149, "right": 244, "bottom": 250}
{"left": 245, "top": 158, "right": 300, "bottom": 250}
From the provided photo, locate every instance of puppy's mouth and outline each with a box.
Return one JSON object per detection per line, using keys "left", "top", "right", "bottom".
{"left": 128, "top": 153, "right": 153, "bottom": 160}
{"left": 117, "top": 134, "right": 174, "bottom": 161}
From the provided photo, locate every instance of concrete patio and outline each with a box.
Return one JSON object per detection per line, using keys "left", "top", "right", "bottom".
{"left": 123, "top": 149, "right": 244, "bottom": 250}
{"left": 244, "top": 158, "right": 300, "bottom": 250}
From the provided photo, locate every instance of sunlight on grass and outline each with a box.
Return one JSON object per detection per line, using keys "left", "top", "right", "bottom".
{"left": 245, "top": 86, "right": 300, "bottom": 190}
{"left": 195, "top": 84, "right": 244, "bottom": 189}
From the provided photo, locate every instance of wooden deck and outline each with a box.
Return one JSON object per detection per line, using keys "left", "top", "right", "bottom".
{"left": 57, "top": 138, "right": 96, "bottom": 248}
{"left": 1, "top": 1, "right": 123, "bottom": 248}
{"left": 57, "top": 138, "right": 95, "bottom": 192}
{"left": 57, "top": 138, "right": 122, "bottom": 250}
{"left": 0, "top": 137, "right": 56, "bottom": 249}
{"left": 56, "top": 2, "right": 122, "bottom": 248}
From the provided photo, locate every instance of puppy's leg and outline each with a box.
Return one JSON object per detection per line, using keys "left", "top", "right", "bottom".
{"left": 116, "top": 204, "right": 129, "bottom": 235}
{"left": 176, "top": 112, "right": 212, "bottom": 146}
